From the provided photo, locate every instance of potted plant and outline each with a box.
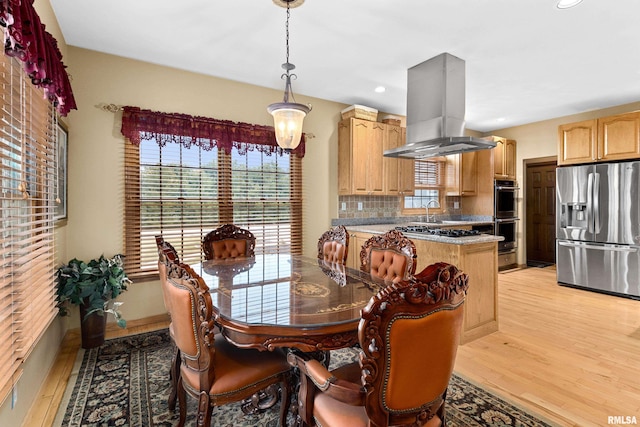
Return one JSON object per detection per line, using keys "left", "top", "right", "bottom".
{"left": 56, "top": 254, "right": 131, "bottom": 348}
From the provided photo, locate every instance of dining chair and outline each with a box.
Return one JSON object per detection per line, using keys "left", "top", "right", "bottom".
{"left": 165, "top": 261, "right": 292, "bottom": 427}
{"left": 317, "top": 225, "right": 349, "bottom": 264}
{"left": 155, "top": 235, "right": 180, "bottom": 264}
{"left": 155, "top": 235, "right": 182, "bottom": 411}
{"left": 202, "top": 224, "right": 256, "bottom": 260}
{"left": 359, "top": 229, "right": 417, "bottom": 282}
{"left": 288, "top": 262, "right": 469, "bottom": 427}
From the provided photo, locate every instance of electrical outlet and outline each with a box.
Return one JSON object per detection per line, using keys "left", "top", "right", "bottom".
{"left": 453, "top": 201, "right": 460, "bottom": 209}
{"left": 357, "top": 202, "right": 363, "bottom": 211}
{"left": 341, "top": 202, "right": 346, "bottom": 211}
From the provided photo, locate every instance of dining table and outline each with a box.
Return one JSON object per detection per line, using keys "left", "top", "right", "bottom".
{"left": 190, "top": 253, "right": 387, "bottom": 353}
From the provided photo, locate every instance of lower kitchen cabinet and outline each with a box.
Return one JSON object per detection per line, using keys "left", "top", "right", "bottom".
{"left": 346, "top": 231, "right": 372, "bottom": 270}
{"left": 344, "top": 228, "right": 499, "bottom": 344}
{"left": 411, "top": 239, "right": 499, "bottom": 344}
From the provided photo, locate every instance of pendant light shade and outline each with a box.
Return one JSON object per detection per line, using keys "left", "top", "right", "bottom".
{"left": 268, "top": 0, "right": 311, "bottom": 152}
{"left": 268, "top": 101, "right": 310, "bottom": 151}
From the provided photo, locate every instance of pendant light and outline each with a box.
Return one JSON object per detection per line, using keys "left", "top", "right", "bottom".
{"left": 267, "top": 0, "right": 311, "bottom": 152}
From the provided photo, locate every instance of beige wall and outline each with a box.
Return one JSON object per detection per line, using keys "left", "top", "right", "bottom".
{"left": 63, "top": 47, "right": 346, "bottom": 327}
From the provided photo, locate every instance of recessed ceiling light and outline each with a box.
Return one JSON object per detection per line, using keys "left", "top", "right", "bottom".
{"left": 557, "top": 0, "right": 583, "bottom": 9}
{"left": 374, "top": 86, "right": 386, "bottom": 93}
{"left": 496, "top": 117, "right": 506, "bottom": 122}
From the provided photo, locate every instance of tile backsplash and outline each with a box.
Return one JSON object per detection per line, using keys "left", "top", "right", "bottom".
{"left": 338, "top": 196, "right": 400, "bottom": 219}
{"left": 337, "top": 195, "right": 463, "bottom": 219}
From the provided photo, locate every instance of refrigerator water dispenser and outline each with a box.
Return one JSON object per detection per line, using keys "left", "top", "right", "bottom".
{"left": 560, "top": 203, "right": 587, "bottom": 229}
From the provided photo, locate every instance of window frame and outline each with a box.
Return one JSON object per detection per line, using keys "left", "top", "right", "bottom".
{"left": 123, "top": 132, "right": 303, "bottom": 281}
{"left": 401, "top": 157, "right": 447, "bottom": 216}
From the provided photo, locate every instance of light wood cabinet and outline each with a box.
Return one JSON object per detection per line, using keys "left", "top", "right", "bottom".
{"left": 338, "top": 118, "right": 414, "bottom": 196}
{"left": 487, "top": 136, "right": 517, "bottom": 179}
{"left": 397, "top": 127, "right": 415, "bottom": 195}
{"left": 411, "top": 239, "right": 498, "bottom": 344}
{"left": 383, "top": 124, "right": 402, "bottom": 194}
{"left": 558, "top": 112, "right": 640, "bottom": 165}
{"left": 558, "top": 119, "right": 597, "bottom": 165}
{"left": 346, "top": 231, "right": 372, "bottom": 270}
{"left": 445, "top": 151, "right": 478, "bottom": 196}
{"left": 338, "top": 118, "right": 385, "bottom": 195}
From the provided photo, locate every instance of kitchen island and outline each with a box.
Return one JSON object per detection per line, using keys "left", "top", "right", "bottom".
{"left": 346, "top": 223, "right": 502, "bottom": 344}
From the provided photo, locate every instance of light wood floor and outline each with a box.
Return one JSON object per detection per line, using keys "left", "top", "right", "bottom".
{"left": 24, "top": 267, "right": 640, "bottom": 427}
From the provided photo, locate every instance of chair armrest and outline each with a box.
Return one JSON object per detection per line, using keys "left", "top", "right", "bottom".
{"left": 288, "top": 351, "right": 365, "bottom": 406}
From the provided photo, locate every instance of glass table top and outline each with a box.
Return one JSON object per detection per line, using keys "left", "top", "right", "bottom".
{"left": 191, "top": 254, "right": 385, "bottom": 329}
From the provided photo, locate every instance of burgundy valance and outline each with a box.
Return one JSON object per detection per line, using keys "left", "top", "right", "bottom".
{"left": 120, "top": 106, "right": 306, "bottom": 158}
{"left": 0, "top": 0, "right": 77, "bottom": 116}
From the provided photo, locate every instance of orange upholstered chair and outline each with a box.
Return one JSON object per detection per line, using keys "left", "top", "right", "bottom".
{"left": 317, "top": 225, "right": 349, "bottom": 264}
{"left": 166, "top": 262, "right": 292, "bottom": 427}
{"left": 156, "top": 235, "right": 182, "bottom": 410}
{"left": 202, "top": 224, "right": 256, "bottom": 260}
{"left": 288, "top": 262, "right": 469, "bottom": 427}
{"left": 360, "top": 229, "right": 417, "bottom": 282}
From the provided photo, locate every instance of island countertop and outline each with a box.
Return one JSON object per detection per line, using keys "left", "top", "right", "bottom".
{"left": 346, "top": 223, "right": 503, "bottom": 246}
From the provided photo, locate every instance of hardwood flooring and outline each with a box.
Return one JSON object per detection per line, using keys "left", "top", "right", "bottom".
{"left": 24, "top": 267, "right": 640, "bottom": 427}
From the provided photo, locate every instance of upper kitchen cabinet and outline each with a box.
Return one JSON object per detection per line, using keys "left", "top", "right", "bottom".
{"left": 398, "top": 127, "right": 415, "bottom": 195}
{"left": 338, "top": 118, "right": 385, "bottom": 195}
{"left": 487, "top": 136, "right": 517, "bottom": 179}
{"left": 383, "top": 125, "right": 415, "bottom": 196}
{"left": 338, "top": 118, "right": 414, "bottom": 196}
{"left": 558, "top": 112, "right": 640, "bottom": 165}
{"left": 446, "top": 151, "right": 478, "bottom": 196}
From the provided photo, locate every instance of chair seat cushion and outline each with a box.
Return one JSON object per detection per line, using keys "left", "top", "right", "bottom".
{"left": 180, "top": 335, "right": 290, "bottom": 398}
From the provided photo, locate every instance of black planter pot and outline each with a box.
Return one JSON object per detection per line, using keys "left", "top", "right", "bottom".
{"left": 79, "top": 303, "right": 107, "bottom": 349}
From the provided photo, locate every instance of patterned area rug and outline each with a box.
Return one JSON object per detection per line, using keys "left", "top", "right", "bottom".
{"left": 58, "top": 329, "right": 555, "bottom": 427}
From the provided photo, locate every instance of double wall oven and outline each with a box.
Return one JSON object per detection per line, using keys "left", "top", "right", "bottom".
{"left": 494, "top": 179, "right": 519, "bottom": 270}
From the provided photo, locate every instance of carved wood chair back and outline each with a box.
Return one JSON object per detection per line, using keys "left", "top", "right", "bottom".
{"left": 360, "top": 229, "right": 417, "bottom": 282}
{"left": 317, "top": 225, "right": 349, "bottom": 264}
{"left": 202, "top": 224, "right": 256, "bottom": 260}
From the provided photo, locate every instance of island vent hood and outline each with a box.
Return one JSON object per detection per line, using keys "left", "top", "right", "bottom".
{"left": 383, "top": 53, "right": 495, "bottom": 159}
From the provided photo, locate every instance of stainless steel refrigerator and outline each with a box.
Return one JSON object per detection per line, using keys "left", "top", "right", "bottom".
{"left": 556, "top": 161, "right": 640, "bottom": 299}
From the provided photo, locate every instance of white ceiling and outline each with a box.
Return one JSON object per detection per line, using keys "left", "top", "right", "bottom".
{"left": 50, "top": 0, "right": 640, "bottom": 132}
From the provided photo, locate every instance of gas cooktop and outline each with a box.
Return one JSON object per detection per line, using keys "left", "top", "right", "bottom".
{"left": 395, "top": 226, "right": 481, "bottom": 238}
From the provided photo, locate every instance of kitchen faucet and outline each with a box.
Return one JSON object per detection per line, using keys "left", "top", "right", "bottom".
{"left": 423, "top": 199, "right": 441, "bottom": 223}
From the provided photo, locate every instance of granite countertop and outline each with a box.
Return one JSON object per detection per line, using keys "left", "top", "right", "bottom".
{"left": 346, "top": 223, "right": 503, "bottom": 246}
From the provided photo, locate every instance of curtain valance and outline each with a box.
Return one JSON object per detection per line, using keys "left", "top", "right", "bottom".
{"left": 120, "top": 106, "right": 306, "bottom": 158}
{"left": 0, "top": 0, "right": 76, "bottom": 116}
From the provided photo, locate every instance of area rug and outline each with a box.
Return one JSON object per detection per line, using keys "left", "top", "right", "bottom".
{"left": 57, "top": 329, "right": 555, "bottom": 427}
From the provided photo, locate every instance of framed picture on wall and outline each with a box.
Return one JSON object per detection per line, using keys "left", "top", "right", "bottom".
{"left": 54, "top": 122, "right": 68, "bottom": 221}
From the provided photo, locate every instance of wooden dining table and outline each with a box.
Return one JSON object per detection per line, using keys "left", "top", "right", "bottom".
{"left": 190, "top": 253, "right": 386, "bottom": 353}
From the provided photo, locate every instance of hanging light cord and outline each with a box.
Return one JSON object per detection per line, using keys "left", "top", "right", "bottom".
{"left": 281, "top": 1, "right": 297, "bottom": 103}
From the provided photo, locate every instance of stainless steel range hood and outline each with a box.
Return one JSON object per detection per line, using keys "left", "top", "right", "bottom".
{"left": 384, "top": 53, "right": 495, "bottom": 159}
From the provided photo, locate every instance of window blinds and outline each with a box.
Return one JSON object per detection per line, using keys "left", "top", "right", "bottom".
{"left": 124, "top": 137, "right": 303, "bottom": 281}
{"left": 0, "top": 54, "right": 57, "bottom": 403}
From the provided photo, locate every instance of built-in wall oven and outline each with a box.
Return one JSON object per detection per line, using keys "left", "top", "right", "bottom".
{"left": 494, "top": 179, "right": 519, "bottom": 270}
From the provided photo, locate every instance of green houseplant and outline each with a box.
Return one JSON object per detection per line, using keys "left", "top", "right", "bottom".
{"left": 56, "top": 254, "right": 131, "bottom": 348}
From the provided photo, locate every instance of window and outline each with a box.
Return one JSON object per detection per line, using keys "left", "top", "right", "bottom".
{"left": 123, "top": 124, "right": 303, "bottom": 281}
{"left": 0, "top": 54, "right": 57, "bottom": 403}
{"left": 403, "top": 157, "right": 446, "bottom": 213}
